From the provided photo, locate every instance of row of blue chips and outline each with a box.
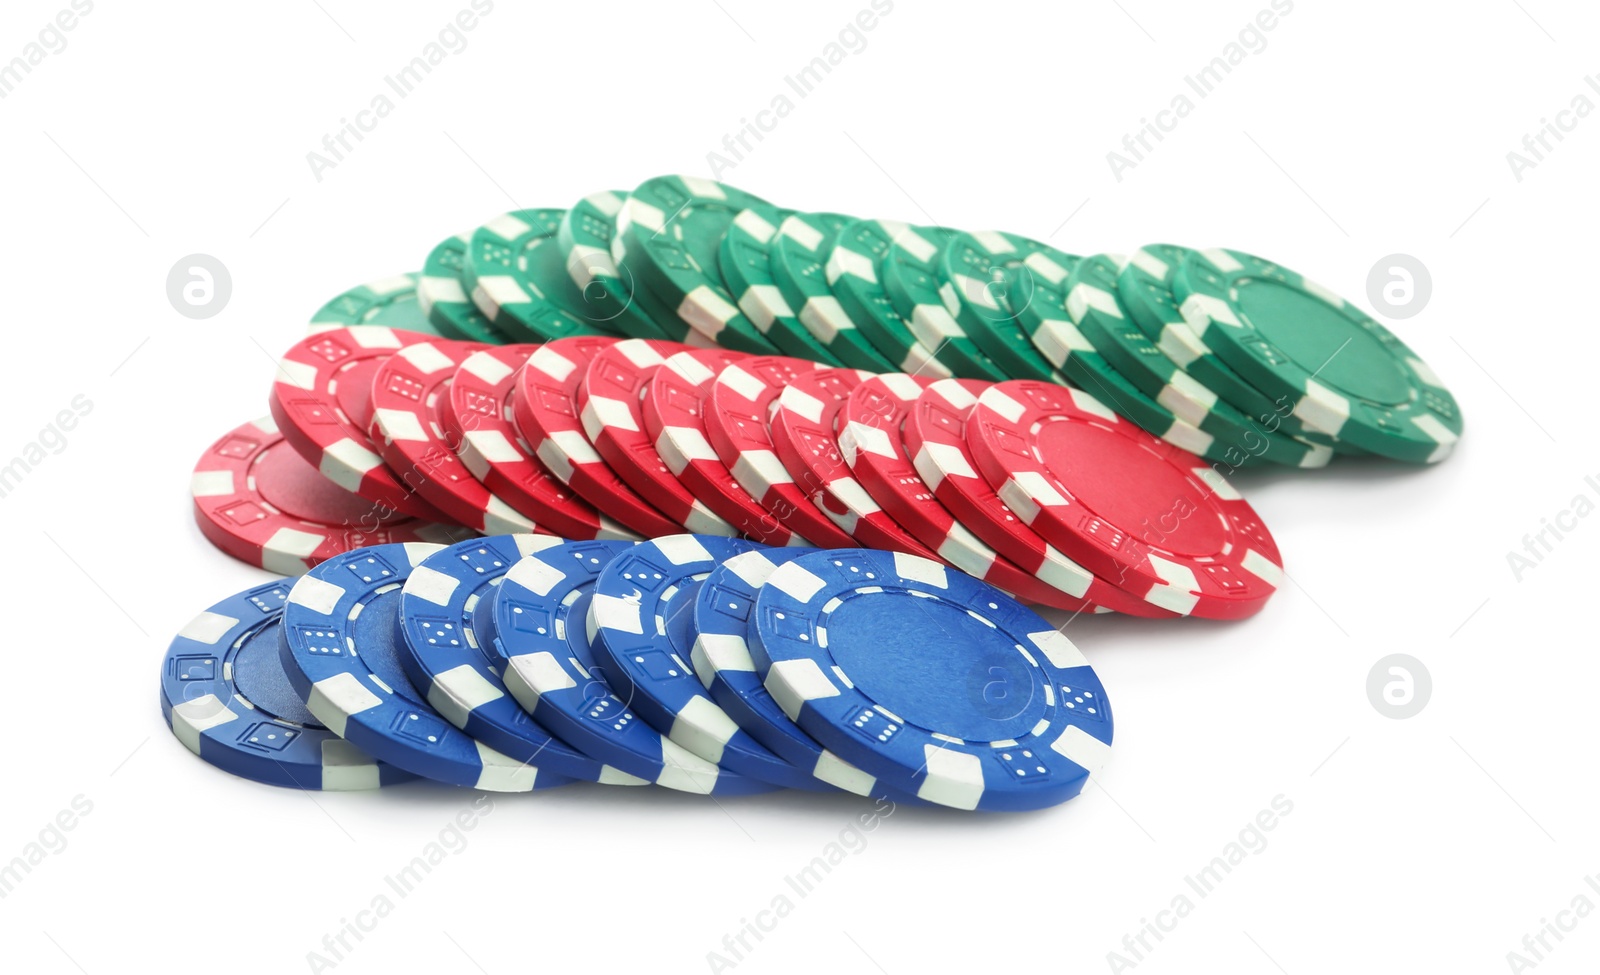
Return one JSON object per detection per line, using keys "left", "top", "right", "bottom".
{"left": 160, "top": 535, "right": 1115, "bottom": 812}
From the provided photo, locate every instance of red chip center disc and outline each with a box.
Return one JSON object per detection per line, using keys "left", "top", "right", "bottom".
{"left": 1035, "top": 418, "right": 1225, "bottom": 557}
{"left": 254, "top": 440, "right": 398, "bottom": 526}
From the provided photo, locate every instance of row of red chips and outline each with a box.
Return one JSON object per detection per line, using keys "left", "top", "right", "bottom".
{"left": 191, "top": 326, "right": 1282, "bottom": 620}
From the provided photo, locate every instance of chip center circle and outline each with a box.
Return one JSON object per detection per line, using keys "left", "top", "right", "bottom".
{"left": 350, "top": 589, "right": 426, "bottom": 709}
{"left": 256, "top": 443, "right": 395, "bottom": 528}
{"left": 1034, "top": 418, "right": 1225, "bottom": 556}
{"left": 231, "top": 619, "right": 320, "bottom": 727}
{"left": 826, "top": 591, "right": 1043, "bottom": 741}
{"left": 1234, "top": 277, "right": 1410, "bottom": 404}
{"left": 336, "top": 357, "right": 387, "bottom": 431}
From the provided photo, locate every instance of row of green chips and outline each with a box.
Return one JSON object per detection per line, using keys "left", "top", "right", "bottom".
{"left": 307, "top": 175, "right": 1462, "bottom": 467}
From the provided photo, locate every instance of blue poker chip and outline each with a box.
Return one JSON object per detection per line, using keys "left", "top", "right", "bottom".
{"left": 590, "top": 535, "right": 830, "bottom": 792}
{"left": 487, "top": 538, "right": 777, "bottom": 795}
{"left": 279, "top": 542, "right": 573, "bottom": 792}
{"left": 751, "top": 550, "right": 1115, "bottom": 812}
{"left": 692, "top": 549, "right": 927, "bottom": 802}
{"left": 396, "top": 535, "right": 648, "bottom": 786}
{"left": 161, "top": 579, "right": 414, "bottom": 791}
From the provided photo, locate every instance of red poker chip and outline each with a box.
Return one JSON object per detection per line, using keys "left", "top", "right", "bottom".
{"left": 268, "top": 325, "right": 453, "bottom": 521}
{"left": 368, "top": 338, "right": 545, "bottom": 534}
{"left": 904, "top": 379, "right": 1177, "bottom": 620}
{"left": 445, "top": 345, "right": 640, "bottom": 541}
{"left": 965, "top": 379, "right": 1283, "bottom": 620}
{"left": 703, "top": 355, "right": 858, "bottom": 548}
{"left": 642, "top": 350, "right": 809, "bottom": 547}
{"left": 577, "top": 339, "right": 738, "bottom": 536}
{"left": 768, "top": 368, "right": 941, "bottom": 558}
{"left": 191, "top": 415, "right": 463, "bottom": 573}
{"left": 509, "top": 336, "right": 682, "bottom": 537}
{"left": 836, "top": 374, "right": 1103, "bottom": 614}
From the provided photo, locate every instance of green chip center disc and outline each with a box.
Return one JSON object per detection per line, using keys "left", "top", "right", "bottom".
{"left": 1235, "top": 278, "right": 1412, "bottom": 405}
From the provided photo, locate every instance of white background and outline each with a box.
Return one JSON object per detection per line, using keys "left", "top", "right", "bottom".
{"left": 0, "top": 1, "right": 1592, "bottom": 973}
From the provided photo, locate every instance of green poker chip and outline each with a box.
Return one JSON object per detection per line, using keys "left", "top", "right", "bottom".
{"left": 555, "top": 190, "right": 682, "bottom": 341}
{"left": 1118, "top": 244, "right": 1344, "bottom": 452}
{"left": 310, "top": 272, "right": 444, "bottom": 337}
{"left": 417, "top": 235, "right": 509, "bottom": 343}
{"left": 822, "top": 218, "right": 952, "bottom": 378}
{"left": 877, "top": 224, "right": 1006, "bottom": 381}
{"left": 769, "top": 212, "right": 895, "bottom": 371}
{"left": 461, "top": 208, "right": 617, "bottom": 343}
{"left": 1173, "top": 248, "right": 1462, "bottom": 464}
{"left": 1010, "top": 252, "right": 1265, "bottom": 469}
{"left": 716, "top": 205, "right": 842, "bottom": 365}
{"left": 616, "top": 175, "right": 780, "bottom": 354}
{"left": 937, "top": 230, "right": 1078, "bottom": 383}
{"left": 1069, "top": 256, "right": 1333, "bottom": 469}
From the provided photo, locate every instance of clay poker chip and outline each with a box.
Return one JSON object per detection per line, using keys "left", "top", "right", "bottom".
{"left": 444, "top": 345, "right": 639, "bottom": 541}
{"left": 836, "top": 373, "right": 1102, "bottom": 613}
{"left": 576, "top": 338, "right": 738, "bottom": 536}
{"left": 367, "top": 338, "right": 542, "bottom": 534}
{"left": 191, "top": 416, "right": 463, "bottom": 574}
{"left": 268, "top": 326, "right": 452, "bottom": 521}
{"left": 750, "top": 549, "right": 1113, "bottom": 812}
{"left": 766, "top": 367, "right": 940, "bottom": 557}
{"left": 903, "top": 379, "right": 1172, "bottom": 618}
{"left": 279, "top": 543, "right": 573, "bottom": 791}
{"left": 508, "top": 336, "right": 682, "bottom": 537}
{"left": 643, "top": 350, "right": 811, "bottom": 547}
{"left": 964, "top": 379, "right": 1284, "bottom": 619}
{"left": 703, "top": 355, "right": 859, "bottom": 548}
{"left": 589, "top": 534, "right": 834, "bottom": 791}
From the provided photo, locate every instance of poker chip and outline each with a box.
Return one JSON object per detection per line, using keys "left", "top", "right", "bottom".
{"left": 1173, "top": 247, "right": 1462, "bottom": 463}
{"left": 1117, "top": 244, "right": 1343, "bottom": 450}
{"left": 1012, "top": 253, "right": 1255, "bottom": 468}
{"left": 446, "top": 345, "right": 639, "bottom": 541}
{"left": 368, "top": 338, "right": 544, "bottom": 533}
{"left": 704, "top": 355, "right": 859, "bottom": 548}
{"left": 268, "top": 326, "right": 454, "bottom": 522}
{"left": 308, "top": 273, "right": 441, "bottom": 337}
{"left": 616, "top": 175, "right": 783, "bottom": 354}
{"left": 644, "top": 350, "right": 811, "bottom": 547}
{"left": 487, "top": 539, "right": 776, "bottom": 794}
{"left": 964, "top": 379, "right": 1284, "bottom": 619}
{"left": 716, "top": 206, "right": 842, "bottom": 364}
{"left": 576, "top": 339, "right": 739, "bottom": 535}
{"left": 878, "top": 223, "right": 1007, "bottom": 381}
{"left": 1068, "top": 254, "right": 1334, "bottom": 470}
{"left": 690, "top": 549, "right": 911, "bottom": 799}
{"left": 770, "top": 212, "right": 896, "bottom": 372}
{"left": 904, "top": 380, "right": 1172, "bottom": 619}
{"left": 824, "top": 218, "right": 953, "bottom": 378}
{"left": 279, "top": 543, "right": 571, "bottom": 791}
{"left": 395, "top": 535, "right": 647, "bottom": 784}
{"left": 161, "top": 579, "right": 414, "bottom": 790}
{"left": 462, "top": 208, "right": 608, "bottom": 342}
{"left": 939, "top": 230, "right": 1077, "bottom": 382}
{"left": 836, "top": 373, "right": 1100, "bottom": 613}
{"left": 508, "top": 336, "right": 682, "bottom": 537}
{"left": 417, "top": 233, "right": 508, "bottom": 344}
{"left": 750, "top": 550, "right": 1114, "bottom": 811}
{"left": 191, "top": 416, "right": 462, "bottom": 574}
{"left": 556, "top": 189, "right": 681, "bottom": 341}
{"left": 768, "top": 368, "right": 942, "bottom": 557}
{"left": 589, "top": 535, "right": 832, "bottom": 791}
